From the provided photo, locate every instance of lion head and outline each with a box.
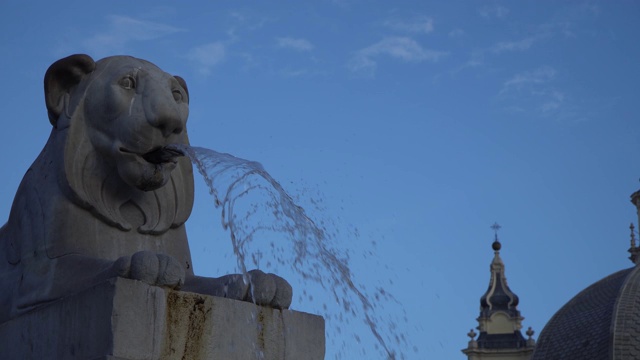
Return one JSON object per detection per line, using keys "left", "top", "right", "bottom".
{"left": 44, "top": 54, "right": 194, "bottom": 235}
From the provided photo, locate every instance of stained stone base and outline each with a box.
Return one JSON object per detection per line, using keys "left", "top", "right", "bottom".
{"left": 0, "top": 277, "right": 325, "bottom": 360}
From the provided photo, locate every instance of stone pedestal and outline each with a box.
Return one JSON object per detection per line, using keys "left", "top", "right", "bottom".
{"left": 0, "top": 278, "right": 325, "bottom": 360}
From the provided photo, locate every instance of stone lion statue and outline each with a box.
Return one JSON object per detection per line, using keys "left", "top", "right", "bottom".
{"left": 0, "top": 54, "right": 291, "bottom": 323}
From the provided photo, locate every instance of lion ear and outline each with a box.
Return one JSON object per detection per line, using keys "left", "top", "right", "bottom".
{"left": 44, "top": 54, "right": 96, "bottom": 127}
{"left": 174, "top": 75, "right": 189, "bottom": 103}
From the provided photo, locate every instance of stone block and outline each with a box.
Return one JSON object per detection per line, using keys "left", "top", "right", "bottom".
{"left": 0, "top": 278, "right": 325, "bottom": 360}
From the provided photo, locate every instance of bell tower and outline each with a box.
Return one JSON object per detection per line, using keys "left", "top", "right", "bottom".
{"left": 462, "top": 223, "right": 535, "bottom": 360}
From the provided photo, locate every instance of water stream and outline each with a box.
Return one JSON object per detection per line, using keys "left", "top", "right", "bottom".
{"left": 174, "top": 144, "right": 408, "bottom": 359}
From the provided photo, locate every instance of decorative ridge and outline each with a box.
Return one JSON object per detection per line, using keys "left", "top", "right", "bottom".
{"left": 611, "top": 265, "right": 640, "bottom": 359}
{"left": 629, "top": 223, "right": 640, "bottom": 266}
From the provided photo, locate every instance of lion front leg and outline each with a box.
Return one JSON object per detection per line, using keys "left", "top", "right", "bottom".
{"left": 183, "top": 270, "right": 293, "bottom": 310}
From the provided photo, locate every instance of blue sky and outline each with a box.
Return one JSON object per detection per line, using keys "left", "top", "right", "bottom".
{"left": 1, "top": 1, "right": 639, "bottom": 358}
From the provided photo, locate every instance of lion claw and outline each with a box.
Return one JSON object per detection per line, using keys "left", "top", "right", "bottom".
{"left": 247, "top": 269, "right": 293, "bottom": 309}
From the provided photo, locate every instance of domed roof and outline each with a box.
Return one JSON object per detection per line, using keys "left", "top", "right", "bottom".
{"left": 532, "top": 191, "right": 640, "bottom": 360}
{"left": 531, "top": 264, "right": 640, "bottom": 360}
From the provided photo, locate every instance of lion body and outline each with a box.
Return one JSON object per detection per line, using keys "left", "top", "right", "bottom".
{"left": 0, "top": 55, "right": 195, "bottom": 321}
{"left": 0, "top": 55, "right": 291, "bottom": 323}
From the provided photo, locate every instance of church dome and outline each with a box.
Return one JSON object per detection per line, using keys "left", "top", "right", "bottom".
{"left": 532, "top": 214, "right": 640, "bottom": 360}
{"left": 531, "top": 265, "right": 640, "bottom": 360}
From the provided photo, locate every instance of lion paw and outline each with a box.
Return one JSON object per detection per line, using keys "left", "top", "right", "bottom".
{"left": 247, "top": 270, "right": 293, "bottom": 310}
{"left": 114, "top": 251, "right": 185, "bottom": 289}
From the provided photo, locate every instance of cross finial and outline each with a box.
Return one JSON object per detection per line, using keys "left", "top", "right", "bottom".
{"left": 491, "top": 222, "right": 501, "bottom": 241}
{"left": 526, "top": 327, "right": 535, "bottom": 339}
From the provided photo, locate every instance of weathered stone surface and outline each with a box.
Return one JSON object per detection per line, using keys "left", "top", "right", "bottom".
{"left": 0, "top": 278, "right": 325, "bottom": 360}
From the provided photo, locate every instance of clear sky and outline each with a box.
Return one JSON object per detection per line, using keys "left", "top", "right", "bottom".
{"left": 1, "top": 1, "right": 639, "bottom": 358}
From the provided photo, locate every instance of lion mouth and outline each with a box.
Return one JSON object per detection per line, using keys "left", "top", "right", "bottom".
{"left": 120, "top": 146, "right": 184, "bottom": 164}
{"left": 142, "top": 146, "right": 184, "bottom": 164}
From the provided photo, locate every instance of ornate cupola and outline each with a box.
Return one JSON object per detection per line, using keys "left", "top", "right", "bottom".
{"left": 462, "top": 223, "right": 535, "bottom": 360}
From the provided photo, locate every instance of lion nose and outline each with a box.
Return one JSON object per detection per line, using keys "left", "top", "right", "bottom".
{"left": 144, "top": 86, "right": 187, "bottom": 137}
{"left": 155, "top": 115, "right": 184, "bottom": 137}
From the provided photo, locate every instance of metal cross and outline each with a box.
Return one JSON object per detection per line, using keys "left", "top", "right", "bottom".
{"left": 491, "top": 222, "right": 501, "bottom": 241}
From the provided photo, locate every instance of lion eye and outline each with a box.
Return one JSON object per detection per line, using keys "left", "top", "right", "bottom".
{"left": 119, "top": 76, "right": 136, "bottom": 90}
{"left": 172, "top": 90, "right": 183, "bottom": 102}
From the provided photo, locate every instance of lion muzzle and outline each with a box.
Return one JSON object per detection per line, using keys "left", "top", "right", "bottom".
{"left": 142, "top": 146, "right": 185, "bottom": 165}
